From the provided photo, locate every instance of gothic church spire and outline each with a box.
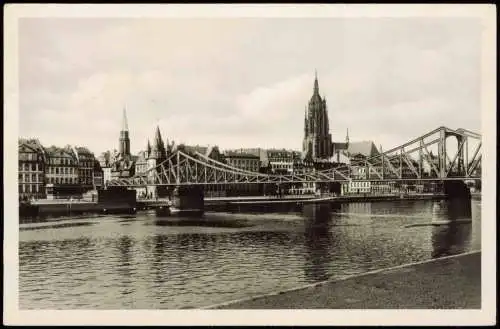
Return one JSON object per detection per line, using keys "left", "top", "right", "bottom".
{"left": 122, "top": 106, "right": 129, "bottom": 132}
{"left": 119, "top": 106, "right": 131, "bottom": 156}
{"left": 313, "top": 69, "right": 319, "bottom": 95}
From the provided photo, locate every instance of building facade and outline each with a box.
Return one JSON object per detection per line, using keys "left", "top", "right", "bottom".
{"left": 75, "top": 147, "right": 96, "bottom": 192}
{"left": 44, "top": 145, "right": 80, "bottom": 199}
{"left": 133, "top": 149, "right": 149, "bottom": 198}
{"left": 302, "top": 72, "right": 333, "bottom": 163}
{"left": 224, "top": 151, "right": 260, "bottom": 173}
{"left": 97, "top": 151, "right": 113, "bottom": 188}
{"left": 92, "top": 159, "right": 104, "bottom": 190}
{"left": 267, "top": 149, "right": 302, "bottom": 174}
{"left": 19, "top": 138, "right": 104, "bottom": 201}
{"left": 346, "top": 181, "right": 372, "bottom": 194}
{"left": 135, "top": 149, "right": 149, "bottom": 175}
{"left": 223, "top": 151, "right": 260, "bottom": 196}
{"left": 18, "top": 138, "right": 46, "bottom": 200}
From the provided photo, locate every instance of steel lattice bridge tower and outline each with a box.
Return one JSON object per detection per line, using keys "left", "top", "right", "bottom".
{"left": 107, "top": 126, "right": 481, "bottom": 188}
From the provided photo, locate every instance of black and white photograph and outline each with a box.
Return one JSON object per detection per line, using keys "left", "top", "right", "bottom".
{"left": 3, "top": 3, "right": 496, "bottom": 326}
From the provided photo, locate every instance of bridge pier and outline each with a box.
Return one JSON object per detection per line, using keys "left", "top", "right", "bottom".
{"left": 170, "top": 185, "right": 205, "bottom": 217}
{"left": 443, "top": 180, "right": 471, "bottom": 200}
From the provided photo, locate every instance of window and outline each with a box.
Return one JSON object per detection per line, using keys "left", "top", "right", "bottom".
{"left": 27, "top": 185, "right": 31, "bottom": 193}
{"left": 19, "top": 185, "right": 23, "bottom": 193}
{"left": 31, "top": 163, "right": 36, "bottom": 171}
{"left": 26, "top": 175, "right": 30, "bottom": 183}
{"left": 32, "top": 174, "right": 36, "bottom": 182}
{"left": 56, "top": 167, "right": 59, "bottom": 174}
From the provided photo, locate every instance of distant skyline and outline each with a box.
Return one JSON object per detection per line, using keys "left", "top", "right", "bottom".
{"left": 18, "top": 16, "right": 482, "bottom": 156}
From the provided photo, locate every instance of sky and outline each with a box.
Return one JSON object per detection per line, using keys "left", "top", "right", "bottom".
{"left": 18, "top": 16, "right": 482, "bottom": 156}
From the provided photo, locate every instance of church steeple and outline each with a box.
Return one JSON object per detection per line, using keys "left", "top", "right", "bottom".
{"left": 119, "top": 107, "right": 131, "bottom": 156}
{"left": 122, "top": 107, "right": 129, "bottom": 132}
{"left": 150, "top": 125, "right": 166, "bottom": 159}
{"left": 146, "top": 139, "right": 151, "bottom": 155}
{"left": 154, "top": 125, "right": 163, "bottom": 145}
{"left": 313, "top": 69, "right": 319, "bottom": 95}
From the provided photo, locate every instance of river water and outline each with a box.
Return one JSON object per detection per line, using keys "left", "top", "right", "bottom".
{"left": 19, "top": 199, "right": 481, "bottom": 309}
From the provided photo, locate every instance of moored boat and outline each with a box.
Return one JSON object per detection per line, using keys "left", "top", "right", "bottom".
{"left": 169, "top": 207, "right": 204, "bottom": 217}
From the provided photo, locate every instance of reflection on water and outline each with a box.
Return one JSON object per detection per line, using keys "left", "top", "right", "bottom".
{"left": 19, "top": 199, "right": 481, "bottom": 309}
{"left": 431, "top": 199, "right": 474, "bottom": 258}
{"left": 431, "top": 224, "right": 472, "bottom": 258}
{"left": 303, "top": 204, "right": 334, "bottom": 282}
{"left": 432, "top": 198, "right": 472, "bottom": 222}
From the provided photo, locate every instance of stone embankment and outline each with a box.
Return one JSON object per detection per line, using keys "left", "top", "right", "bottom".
{"left": 205, "top": 251, "right": 481, "bottom": 309}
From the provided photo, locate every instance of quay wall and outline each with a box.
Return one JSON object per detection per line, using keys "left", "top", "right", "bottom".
{"left": 20, "top": 188, "right": 138, "bottom": 222}
{"left": 204, "top": 251, "right": 481, "bottom": 310}
{"left": 20, "top": 191, "right": 475, "bottom": 221}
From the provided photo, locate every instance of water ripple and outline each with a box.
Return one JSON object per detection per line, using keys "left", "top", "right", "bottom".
{"left": 19, "top": 199, "right": 480, "bottom": 309}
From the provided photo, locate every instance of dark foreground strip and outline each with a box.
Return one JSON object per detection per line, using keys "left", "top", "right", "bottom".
{"left": 203, "top": 251, "right": 481, "bottom": 309}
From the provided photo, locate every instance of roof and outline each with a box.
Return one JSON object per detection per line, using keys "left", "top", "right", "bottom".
{"left": 346, "top": 141, "right": 380, "bottom": 157}
{"left": 19, "top": 139, "right": 42, "bottom": 151}
{"left": 98, "top": 151, "right": 112, "bottom": 167}
{"left": 224, "top": 148, "right": 269, "bottom": 163}
{"left": 332, "top": 142, "right": 348, "bottom": 151}
{"left": 225, "top": 148, "right": 261, "bottom": 157}
{"left": 19, "top": 138, "right": 46, "bottom": 155}
{"left": 183, "top": 145, "right": 208, "bottom": 155}
{"left": 135, "top": 150, "right": 148, "bottom": 162}
{"left": 205, "top": 145, "right": 223, "bottom": 158}
{"left": 266, "top": 149, "right": 301, "bottom": 159}
{"left": 75, "top": 146, "right": 93, "bottom": 155}
{"left": 44, "top": 145, "right": 77, "bottom": 158}
{"left": 224, "top": 151, "right": 260, "bottom": 159}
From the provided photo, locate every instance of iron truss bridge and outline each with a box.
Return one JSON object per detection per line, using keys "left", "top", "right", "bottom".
{"left": 107, "top": 126, "right": 481, "bottom": 187}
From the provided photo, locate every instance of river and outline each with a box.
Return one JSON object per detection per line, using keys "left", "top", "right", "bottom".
{"left": 19, "top": 199, "right": 481, "bottom": 309}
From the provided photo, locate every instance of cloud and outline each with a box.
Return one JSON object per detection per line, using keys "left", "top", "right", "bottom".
{"left": 18, "top": 17, "right": 482, "bottom": 156}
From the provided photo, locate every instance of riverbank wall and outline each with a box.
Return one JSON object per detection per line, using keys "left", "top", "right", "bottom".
{"left": 19, "top": 192, "right": 466, "bottom": 222}
{"left": 204, "top": 251, "right": 481, "bottom": 309}
{"left": 19, "top": 201, "right": 136, "bottom": 221}
{"left": 19, "top": 188, "right": 137, "bottom": 222}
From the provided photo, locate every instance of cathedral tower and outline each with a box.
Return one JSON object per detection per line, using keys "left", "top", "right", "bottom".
{"left": 119, "top": 107, "right": 131, "bottom": 156}
{"left": 302, "top": 71, "right": 332, "bottom": 162}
